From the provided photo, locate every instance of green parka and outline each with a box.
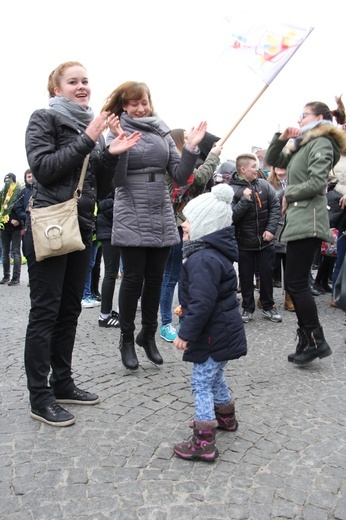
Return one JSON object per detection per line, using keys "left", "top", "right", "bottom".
{"left": 265, "top": 124, "right": 346, "bottom": 243}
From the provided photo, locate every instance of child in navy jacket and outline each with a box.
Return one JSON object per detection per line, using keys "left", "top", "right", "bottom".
{"left": 173, "top": 183, "right": 247, "bottom": 462}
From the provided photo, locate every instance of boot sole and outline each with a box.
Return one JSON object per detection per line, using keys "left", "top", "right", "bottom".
{"left": 293, "top": 347, "right": 332, "bottom": 365}
{"left": 173, "top": 447, "right": 219, "bottom": 462}
{"left": 30, "top": 411, "right": 76, "bottom": 427}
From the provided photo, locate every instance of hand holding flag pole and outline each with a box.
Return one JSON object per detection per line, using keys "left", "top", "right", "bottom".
{"left": 218, "top": 20, "right": 314, "bottom": 147}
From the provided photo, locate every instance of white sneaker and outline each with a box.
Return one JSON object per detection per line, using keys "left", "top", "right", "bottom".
{"left": 82, "top": 297, "right": 99, "bottom": 308}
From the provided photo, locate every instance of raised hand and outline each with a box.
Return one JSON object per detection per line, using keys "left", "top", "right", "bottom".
{"left": 279, "top": 127, "right": 301, "bottom": 141}
{"left": 186, "top": 121, "right": 208, "bottom": 149}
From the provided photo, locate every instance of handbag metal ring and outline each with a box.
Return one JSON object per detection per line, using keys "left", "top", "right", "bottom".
{"left": 45, "top": 224, "right": 63, "bottom": 238}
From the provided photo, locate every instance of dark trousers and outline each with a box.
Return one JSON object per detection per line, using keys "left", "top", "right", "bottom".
{"left": 23, "top": 228, "right": 92, "bottom": 409}
{"left": 285, "top": 238, "right": 321, "bottom": 330}
{"left": 100, "top": 239, "right": 120, "bottom": 315}
{"left": 239, "top": 244, "right": 275, "bottom": 313}
{"left": 1, "top": 227, "right": 22, "bottom": 280}
{"left": 119, "top": 246, "right": 171, "bottom": 336}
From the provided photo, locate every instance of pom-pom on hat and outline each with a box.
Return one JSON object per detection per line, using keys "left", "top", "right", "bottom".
{"left": 183, "top": 183, "right": 234, "bottom": 241}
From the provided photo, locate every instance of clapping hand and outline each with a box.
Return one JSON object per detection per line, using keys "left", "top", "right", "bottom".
{"left": 108, "top": 131, "right": 142, "bottom": 155}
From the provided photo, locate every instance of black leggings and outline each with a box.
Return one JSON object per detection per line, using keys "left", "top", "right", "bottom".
{"left": 285, "top": 238, "right": 321, "bottom": 330}
{"left": 119, "top": 246, "right": 171, "bottom": 336}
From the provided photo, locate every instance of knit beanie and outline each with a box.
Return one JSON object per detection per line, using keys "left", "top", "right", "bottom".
{"left": 4, "top": 173, "right": 16, "bottom": 183}
{"left": 183, "top": 184, "right": 234, "bottom": 241}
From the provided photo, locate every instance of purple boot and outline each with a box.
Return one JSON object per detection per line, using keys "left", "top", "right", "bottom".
{"left": 214, "top": 399, "right": 238, "bottom": 431}
{"left": 173, "top": 420, "right": 219, "bottom": 462}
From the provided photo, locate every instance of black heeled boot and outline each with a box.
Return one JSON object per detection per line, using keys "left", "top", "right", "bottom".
{"left": 287, "top": 328, "right": 309, "bottom": 362}
{"left": 293, "top": 325, "right": 332, "bottom": 365}
{"left": 119, "top": 334, "right": 138, "bottom": 370}
{"left": 136, "top": 329, "right": 163, "bottom": 365}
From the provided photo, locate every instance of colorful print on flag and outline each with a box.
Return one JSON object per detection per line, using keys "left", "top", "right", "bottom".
{"left": 225, "top": 17, "right": 314, "bottom": 85}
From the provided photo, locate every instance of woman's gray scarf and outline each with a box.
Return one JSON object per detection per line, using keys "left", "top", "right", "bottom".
{"left": 183, "top": 239, "right": 209, "bottom": 260}
{"left": 48, "top": 96, "right": 94, "bottom": 128}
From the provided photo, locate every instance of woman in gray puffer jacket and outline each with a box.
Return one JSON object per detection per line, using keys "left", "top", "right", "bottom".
{"left": 102, "top": 81, "right": 207, "bottom": 371}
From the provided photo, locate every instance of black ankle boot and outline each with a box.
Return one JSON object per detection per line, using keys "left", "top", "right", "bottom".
{"left": 119, "top": 334, "right": 138, "bottom": 370}
{"left": 293, "top": 326, "right": 332, "bottom": 365}
{"left": 287, "top": 328, "right": 309, "bottom": 362}
{"left": 136, "top": 329, "right": 163, "bottom": 365}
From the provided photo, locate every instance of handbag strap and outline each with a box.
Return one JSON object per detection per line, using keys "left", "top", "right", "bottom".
{"left": 75, "top": 154, "right": 90, "bottom": 197}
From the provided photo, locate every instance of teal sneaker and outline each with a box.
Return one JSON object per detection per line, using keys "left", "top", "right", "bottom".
{"left": 160, "top": 323, "right": 178, "bottom": 342}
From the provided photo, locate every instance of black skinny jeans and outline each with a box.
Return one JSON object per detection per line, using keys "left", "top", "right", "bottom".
{"left": 239, "top": 244, "right": 276, "bottom": 313}
{"left": 285, "top": 237, "right": 321, "bottom": 331}
{"left": 100, "top": 239, "right": 120, "bottom": 315}
{"left": 23, "top": 227, "right": 92, "bottom": 409}
{"left": 119, "top": 246, "right": 171, "bottom": 336}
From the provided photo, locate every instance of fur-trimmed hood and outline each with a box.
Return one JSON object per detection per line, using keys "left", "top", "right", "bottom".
{"left": 287, "top": 123, "right": 346, "bottom": 166}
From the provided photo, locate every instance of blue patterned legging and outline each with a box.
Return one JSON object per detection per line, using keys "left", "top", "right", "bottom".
{"left": 191, "top": 357, "right": 231, "bottom": 421}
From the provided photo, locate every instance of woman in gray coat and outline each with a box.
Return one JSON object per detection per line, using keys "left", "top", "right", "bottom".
{"left": 102, "top": 81, "right": 207, "bottom": 371}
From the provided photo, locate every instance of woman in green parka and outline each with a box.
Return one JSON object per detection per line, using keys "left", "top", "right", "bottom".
{"left": 265, "top": 100, "right": 346, "bottom": 365}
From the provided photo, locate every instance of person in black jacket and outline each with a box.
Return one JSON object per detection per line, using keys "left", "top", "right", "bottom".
{"left": 229, "top": 153, "right": 281, "bottom": 324}
{"left": 23, "top": 60, "right": 141, "bottom": 427}
{"left": 14, "top": 168, "right": 33, "bottom": 232}
{"left": 0, "top": 173, "right": 22, "bottom": 285}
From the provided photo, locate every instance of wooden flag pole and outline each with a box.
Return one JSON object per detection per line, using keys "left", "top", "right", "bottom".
{"left": 218, "top": 83, "right": 269, "bottom": 147}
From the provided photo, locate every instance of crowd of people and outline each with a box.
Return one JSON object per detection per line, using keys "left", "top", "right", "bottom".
{"left": 1, "top": 59, "right": 346, "bottom": 463}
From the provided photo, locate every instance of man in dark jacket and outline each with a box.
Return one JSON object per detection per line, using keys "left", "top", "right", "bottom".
{"left": 14, "top": 168, "right": 33, "bottom": 231}
{"left": 229, "top": 153, "right": 281, "bottom": 323}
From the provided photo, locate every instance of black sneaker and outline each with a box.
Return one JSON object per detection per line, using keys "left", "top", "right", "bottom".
{"left": 0, "top": 276, "right": 10, "bottom": 285}
{"left": 8, "top": 279, "right": 20, "bottom": 286}
{"left": 55, "top": 387, "right": 100, "bottom": 405}
{"left": 30, "top": 402, "right": 75, "bottom": 427}
{"left": 98, "top": 310, "right": 120, "bottom": 328}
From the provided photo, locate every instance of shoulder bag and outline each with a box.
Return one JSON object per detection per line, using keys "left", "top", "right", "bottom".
{"left": 30, "top": 155, "right": 90, "bottom": 262}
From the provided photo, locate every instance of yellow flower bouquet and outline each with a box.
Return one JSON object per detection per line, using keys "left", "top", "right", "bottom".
{"left": 0, "top": 180, "right": 20, "bottom": 230}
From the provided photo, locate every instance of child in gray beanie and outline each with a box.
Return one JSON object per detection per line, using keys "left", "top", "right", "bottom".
{"left": 173, "top": 184, "right": 247, "bottom": 462}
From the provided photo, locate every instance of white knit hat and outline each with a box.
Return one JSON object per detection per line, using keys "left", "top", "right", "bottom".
{"left": 183, "top": 183, "right": 234, "bottom": 241}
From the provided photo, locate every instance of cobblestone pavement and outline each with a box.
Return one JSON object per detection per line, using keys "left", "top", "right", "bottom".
{"left": 1, "top": 265, "right": 346, "bottom": 520}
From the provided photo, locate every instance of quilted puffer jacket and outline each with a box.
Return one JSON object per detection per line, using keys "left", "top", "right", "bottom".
{"left": 229, "top": 172, "right": 280, "bottom": 250}
{"left": 178, "top": 226, "right": 247, "bottom": 364}
{"left": 108, "top": 113, "right": 200, "bottom": 247}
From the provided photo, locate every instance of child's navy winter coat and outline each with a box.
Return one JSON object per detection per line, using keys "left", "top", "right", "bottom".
{"left": 179, "top": 226, "right": 247, "bottom": 363}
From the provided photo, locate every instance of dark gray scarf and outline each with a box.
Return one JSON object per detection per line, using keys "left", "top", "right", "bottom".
{"left": 183, "top": 239, "right": 209, "bottom": 260}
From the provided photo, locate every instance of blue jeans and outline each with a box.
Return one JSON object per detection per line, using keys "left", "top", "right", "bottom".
{"left": 82, "top": 241, "right": 99, "bottom": 300}
{"left": 191, "top": 357, "right": 231, "bottom": 421}
{"left": 160, "top": 226, "right": 183, "bottom": 325}
{"left": 332, "top": 228, "right": 346, "bottom": 289}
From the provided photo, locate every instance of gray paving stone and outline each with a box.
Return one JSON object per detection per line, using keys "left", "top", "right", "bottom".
{"left": 1, "top": 266, "right": 346, "bottom": 518}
